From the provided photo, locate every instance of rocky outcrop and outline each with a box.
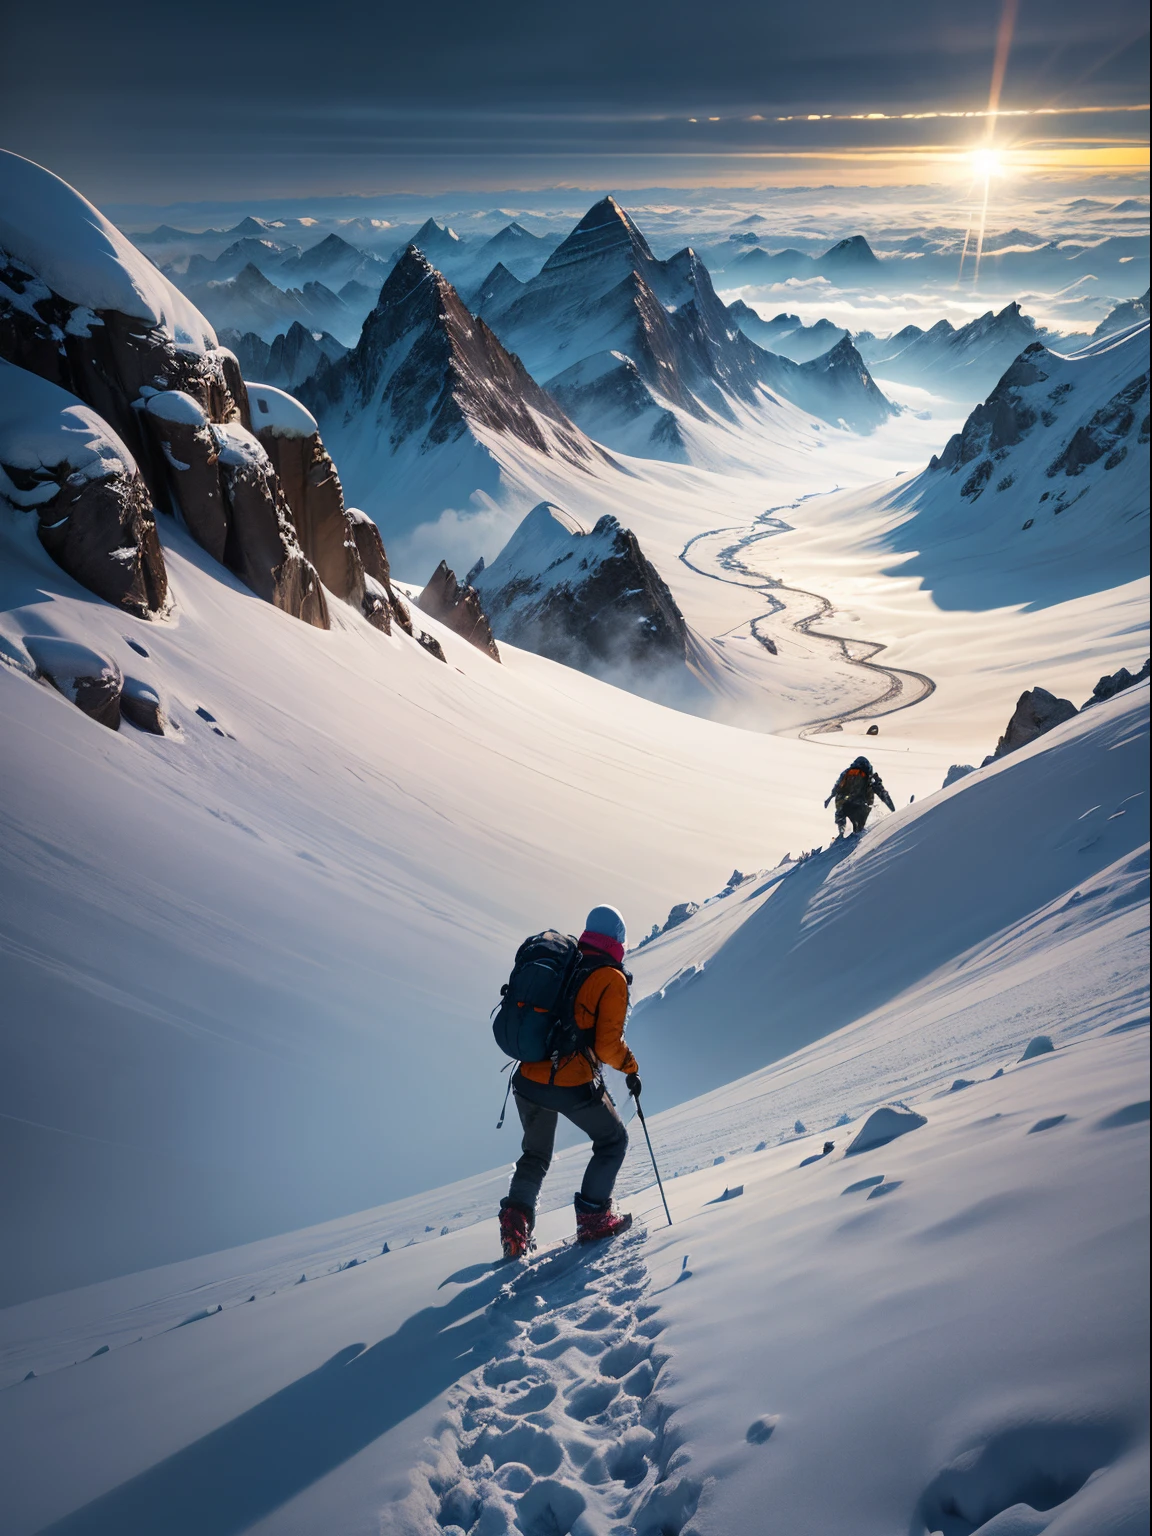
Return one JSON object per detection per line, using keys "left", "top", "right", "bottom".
{"left": 930, "top": 345, "right": 1049, "bottom": 486}
{"left": 472, "top": 502, "right": 700, "bottom": 694}
{"left": 416, "top": 630, "right": 447, "bottom": 662}
{"left": 0, "top": 360, "right": 168, "bottom": 618}
{"left": 1081, "top": 658, "right": 1150, "bottom": 708}
{"left": 142, "top": 390, "right": 327, "bottom": 626}
{"left": 0, "top": 249, "right": 248, "bottom": 511}
{"left": 214, "top": 424, "right": 329, "bottom": 626}
{"left": 1047, "top": 372, "right": 1149, "bottom": 477}
{"left": 346, "top": 508, "right": 410, "bottom": 633}
{"left": 247, "top": 383, "right": 363, "bottom": 611}
{"left": 984, "top": 687, "right": 1078, "bottom": 763}
{"left": 415, "top": 561, "right": 500, "bottom": 660}
{"left": 25, "top": 637, "right": 123, "bottom": 728}
{"left": 120, "top": 677, "right": 166, "bottom": 734}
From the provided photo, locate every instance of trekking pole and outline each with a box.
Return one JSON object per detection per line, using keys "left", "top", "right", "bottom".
{"left": 633, "top": 1094, "right": 672, "bottom": 1227}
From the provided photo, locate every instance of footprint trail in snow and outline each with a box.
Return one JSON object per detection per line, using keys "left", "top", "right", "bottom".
{"left": 389, "top": 1228, "right": 700, "bottom": 1536}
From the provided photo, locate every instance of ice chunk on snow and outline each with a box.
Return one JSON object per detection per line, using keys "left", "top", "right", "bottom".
{"left": 0, "top": 151, "right": 216, "bottom": 352}
{"left": 845, "top": 1104, "right": 927, "bottom": 1155}
{"left": 245, "top": 382, "right": 318, "bottom": 439}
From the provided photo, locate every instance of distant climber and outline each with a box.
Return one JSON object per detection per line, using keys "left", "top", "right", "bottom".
{"left": 493, "top": 905, "right": 639, "bottom": 1259}
{"left": 824, "top": 756, "right": 895, "bottom": 836}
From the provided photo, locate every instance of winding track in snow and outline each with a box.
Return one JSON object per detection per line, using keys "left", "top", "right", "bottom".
{"left": 679, "top": 502, "right": 935, "bottom": 736}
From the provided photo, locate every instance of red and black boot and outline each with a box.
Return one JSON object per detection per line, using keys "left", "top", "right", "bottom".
{"left": 499, "top": 1201, "right": 535, "bottom": 1261}
{"left": 574, "top": 1192, "right": 633, "bottom": 1244}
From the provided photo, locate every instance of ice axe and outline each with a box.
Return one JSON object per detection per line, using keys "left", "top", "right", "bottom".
{"left": 629, "top": 1077, "right": 672, "bottom": 1228}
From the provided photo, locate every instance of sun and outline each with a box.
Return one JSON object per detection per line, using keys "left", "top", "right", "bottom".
{"left": 970, "top": 146, "right": 1006, "bottom": 178}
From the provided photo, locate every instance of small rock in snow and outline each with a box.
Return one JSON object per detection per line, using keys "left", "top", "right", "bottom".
{"left": 1028, "top": 1115, "right": 1067, "bottom": 1134}
{"left": 949, "top": 1078, "right": 975, "bottom": 1093}
{"left": 746, "top": 1415, "right": 778, "bottom": 1444}
{"left": 1020, "top": 1035, "right": 1055, "bottom": 1061}
{"left": 793, "top": 1119, "right": 806, "bottom": 1134}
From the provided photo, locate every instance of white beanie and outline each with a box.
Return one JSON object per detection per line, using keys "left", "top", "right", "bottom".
{"left": 584, "top": 904, "right": 627, "bottom": 947}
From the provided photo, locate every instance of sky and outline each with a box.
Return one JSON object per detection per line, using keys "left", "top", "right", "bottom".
{"left": 0, "top": 0, "right": 1148, "bottom": 205}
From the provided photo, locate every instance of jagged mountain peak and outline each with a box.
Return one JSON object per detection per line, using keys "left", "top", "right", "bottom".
{"left": 411, "top": 217, "right": 462, "bottom": 249}
{"left": 540, "top": 195, "right": 655, "bottom": 277}
{"left": 824, "top": 234, "right": 878, "bottom": 260}
{"left": 302, "top": 244, "right": 607, "bottom": 515}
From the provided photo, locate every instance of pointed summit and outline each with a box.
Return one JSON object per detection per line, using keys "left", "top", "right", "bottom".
{"left": 397, "top": 218, "right": 464, "bottom": 266}
{"left": 302, "top": 246, "right": 607, "bottom": 525}
{"left": 540, "top": 196, "right": 655, "bottom": 279}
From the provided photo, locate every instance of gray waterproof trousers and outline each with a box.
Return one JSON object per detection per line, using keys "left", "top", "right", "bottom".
{"left": 506, "top": 1075, "right": 628, "bottom": 1213}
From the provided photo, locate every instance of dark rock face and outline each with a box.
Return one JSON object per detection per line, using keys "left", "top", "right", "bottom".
{"left": 142, "top": 393, "right": 328, "bottom": 626}
{"left": 25, "top": 637, "right": 123, "bottom": 728}
{"left": 416, "top": 630, "right": 447, "bottom": 662}
{"left": 214, "top": 428, "right": 329, "bottom": 627}
{"left": 0, "top": 250, "right": 248, "bottom": 507}
{"left": 0, "top": 362, "right": 168, "bottom": 617}
{"left": 254, "top": 425, "right": 364, "bottom": 610}
{"left": 931, "top": 344, "right": 1050, "bottom": 489}
{"left": 415, "top": 561, "right": 500, "bottom": 660}
{"left": 120, "top": 677, "right": 165, "bottom": 734}
{"left": 37, "top": 461, "right": 168, "bottom": 619}
{"left": 143, "top": 393, "right": 230, "bottom": 562}
{"left": 985, "top": 687, "right": 1078, "bottom": 762}
{"left": 1047, "top": 373, "right": 1149, "bottom": 477}
{"left": 476, "top": 507, "right": 697, "bottom": 685}
{"left": 1081, "top": 658, "right": 1150, "bottom": 708}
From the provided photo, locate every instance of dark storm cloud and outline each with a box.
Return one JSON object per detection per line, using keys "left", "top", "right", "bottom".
{"left": 1, "top": 0, "right": 1147, "bottom": 198}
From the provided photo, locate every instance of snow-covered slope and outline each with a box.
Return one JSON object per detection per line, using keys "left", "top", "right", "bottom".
{"left": 1, "top": 686, "right": 1145, "bottom": 1536}
{"left": 0, "top": 462, "right": 959, "bottom": 1302}
{"left": 628, "top": 681, "right": 1149, "bottom": 1106}
{"left": 889, "top": 322, "right": 1150, "bottom": 607}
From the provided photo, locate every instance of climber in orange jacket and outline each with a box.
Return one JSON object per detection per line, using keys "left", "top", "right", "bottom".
{"left": 499, "top": 905, "right": 639, "bottom": 1256}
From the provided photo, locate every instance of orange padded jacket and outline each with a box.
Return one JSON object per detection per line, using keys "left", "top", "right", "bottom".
{"left": 518, "top": 959, "right": 638, "bottom": 1087}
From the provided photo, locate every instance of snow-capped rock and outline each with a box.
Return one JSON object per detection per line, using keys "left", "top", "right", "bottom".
{"left": 791, "top": 336, "right": 896, "bottom": 433}
{"left": 24, "top": 635, "right": 123, "bottom": 729}
{"left": 471, "top": 501, "right": 706, "bottom": 703}
{"left": 248, "top": 382, "right": 370, "bottom": 615}
{"left": 0, "top": 360, "right": 168, "bottom": 617}
{"left": 415, "top": 560, "right": 500, "bottom": 660}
